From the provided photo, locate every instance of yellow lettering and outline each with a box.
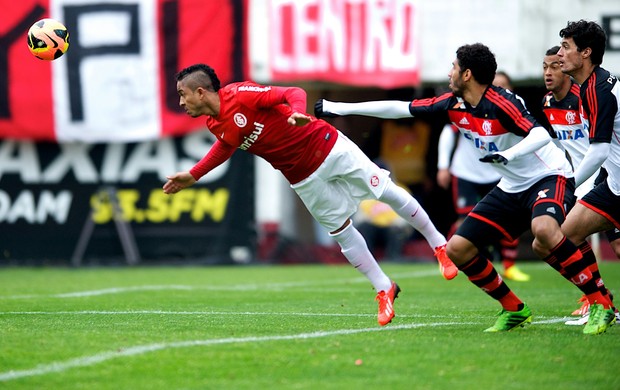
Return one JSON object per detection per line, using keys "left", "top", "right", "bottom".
{"left": 90, "top": 192, "right": 113, "bottom": 224}
{"left": 169, "top": 190, "right": 195, "bottom": 222}
{"left": 145, "top": 190, "right": 170, "bottom": 223}
{"left": 116, "top": 190, "right": 140, "bottom": 221}
{"left": 192, "top": 188, "right": 229, "bottom": 222}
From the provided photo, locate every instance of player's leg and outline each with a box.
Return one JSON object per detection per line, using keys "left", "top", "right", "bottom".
{"left": 327, "top": 219, "right": 400, "bottom": 326}
{"left": 530, "top": 177, "right": 614, "bottom": 334}
{"left": 291, "top": 137, "right": 399, "bottom": 325}
{"left": 447, "top": 189, "right": 532, "bottom": 331}
{"left": 378, "top": 181, "right": 458, "bottom": 279}
{"left": 561, "top": 198, "right": 618, "bottom": 329}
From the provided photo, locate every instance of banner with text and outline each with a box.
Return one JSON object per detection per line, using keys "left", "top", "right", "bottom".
{"left": 0, "top": 132, "right": 255, "bottom": 264}
{"left": 250, "top": 0, "right": 420, "bottom": 88}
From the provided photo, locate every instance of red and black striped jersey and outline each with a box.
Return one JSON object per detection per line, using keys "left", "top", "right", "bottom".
{"left": 579, "top": 66, "right": 620, "bottom": 195}
{"left": 409, "top": 85, "right": 572, "bottom": 193}
{"left": 542, "top": 82, "right": 587, "bottom": 168}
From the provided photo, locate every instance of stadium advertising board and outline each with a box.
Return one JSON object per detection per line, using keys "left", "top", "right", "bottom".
{"left": 1, "top": 0, "right": 254, "bottom": 264}
{"left": 0, "top": 133, "right": 255, "bottom": 264}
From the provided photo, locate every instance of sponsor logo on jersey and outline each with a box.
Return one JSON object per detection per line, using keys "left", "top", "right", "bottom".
{"left": 459, "top": 117, "right": 470, "bottom": 125}
{"left": 238, "top": 85, "right": 272, "bottom": 92}
{"left": 462, "top": 132, "right": 499, "bottom": 152}
{"left": 555, "top": 128, "right": 585, "bottom": 141}
{"left": 234, "top": 113, "right": 247, "bottom": 127}
{"left": 370, "top": 175, "right": 380, "bottom": 187}
{"left": 239, "top": 122, "right": 264, "bottom": 150}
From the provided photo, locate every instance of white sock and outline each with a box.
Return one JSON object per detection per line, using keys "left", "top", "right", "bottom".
{"left": 379, "top": 183, "right": 446, "bottom": 250}
{"left": 330, "top": 223, "right": 392, "bottom": 292}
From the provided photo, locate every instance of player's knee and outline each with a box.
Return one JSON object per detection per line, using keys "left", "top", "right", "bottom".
{"left": 446, "top": 236, "right": 477, "bottom": 265}
{"left": 531, "top": 216, "right": 562, "bottom": 250}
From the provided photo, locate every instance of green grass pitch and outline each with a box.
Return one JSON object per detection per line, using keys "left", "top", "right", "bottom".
{"left": 0, "top": 261, "right": 618, "bottom": 389}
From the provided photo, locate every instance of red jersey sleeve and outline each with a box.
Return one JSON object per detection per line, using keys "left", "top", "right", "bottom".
{"left": 238, "top": 85, "right": 308, "bottom": 114}
{"left": 189, "top": 140, "right": 236, "bottom": 180}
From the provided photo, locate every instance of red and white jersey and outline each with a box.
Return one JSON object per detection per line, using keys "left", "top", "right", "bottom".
{"left": 200, "top": 82, "right": 338, "bottom": 184}
{"left": 410, "top": 86, "right": 573, "bottom": 193}
{"left": 580, "top": 66, "right": 620, "bottom": 195}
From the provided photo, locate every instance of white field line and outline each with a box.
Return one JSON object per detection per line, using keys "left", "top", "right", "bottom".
{"left": 0, "top": 321, "right": 472, "bottom": 382}
{"left": 0, "top": 310, "right": 573, "bottom": 324}
{"left": 0, "top": 270, "right": 440, "bottom": 300}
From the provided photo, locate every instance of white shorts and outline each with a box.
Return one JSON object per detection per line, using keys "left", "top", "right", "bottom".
{"left": 291, "top": 131, "right": 392, "bottom": 232}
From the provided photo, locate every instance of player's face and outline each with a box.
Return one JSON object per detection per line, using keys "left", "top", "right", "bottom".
{"left": 177, "top": 82, "right": 202, "bottom": 117}
{"left": 177, "top": 81, "right": 219, "bottom": 117}
{"left": 557, "top": 37, "right": 583, "bottom": 77}
{"left": 543, "top": 54, "right": 567, "bottom": 92}
{"left": 448, "top": 59, "right": 465, "bottom": 97}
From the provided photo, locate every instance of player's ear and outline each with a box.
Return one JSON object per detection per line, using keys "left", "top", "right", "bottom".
{"left": 195, "top": 86, "right": 206, "bottom": 98}
{"left": 581, "top": 47, "right": 592, "bottom": 60}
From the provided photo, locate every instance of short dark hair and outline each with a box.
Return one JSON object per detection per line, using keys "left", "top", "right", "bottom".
{"left": 456, "top": 43, "right": 497, "bottom": 85}
{"left": 176, "top": 64, "right": 221, "bottom": 92}
{"left": 559, "top": 20, "right": 606, "bottom": 65}
{"left": 546, "top": 45, "right": 561, "bottom": 56}
{"left": 495, "top": 70, "right": 512, "bottom": 87}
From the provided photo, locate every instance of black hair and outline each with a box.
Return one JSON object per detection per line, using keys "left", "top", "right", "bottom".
{"left": 175, "top": 64, "right": 221, "bottom": 92}
{"left": 495, "top": 70, "right": 513, "bottom": 88}
{"left": 546, "top": 45, "right": 561, "bottom": 56}
{"left": 456, "top": 43, "right": 497, "bottom": 85}
{"left": 559, "top": 20, "right": 606, "bottom": 65}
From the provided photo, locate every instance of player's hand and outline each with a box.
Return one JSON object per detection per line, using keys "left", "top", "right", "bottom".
{"left": 479, "top": 153, "right": 508, "bottom": 165}
{"left": 436, "top": 169, "right": 451, "bottom": 189}
{"left": 288, "top": 112, "right": 312, "bottom": 126}
{"left": 163, "top": 171, "right": 196, "bottom": 194}
{"left": 314, "top": 99, "right": 339, "bottom": 118}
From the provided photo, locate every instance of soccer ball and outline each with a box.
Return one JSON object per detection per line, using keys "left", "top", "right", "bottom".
{"left": 27, "top": 18, "right": 69, "bottom": 61}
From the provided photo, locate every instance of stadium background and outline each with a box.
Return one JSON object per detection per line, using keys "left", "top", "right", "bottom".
{"left": 1, "top": 0, "right": 619, "bottom": 265}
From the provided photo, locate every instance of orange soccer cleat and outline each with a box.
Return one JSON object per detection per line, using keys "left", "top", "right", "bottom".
{"left": 435, "top": 245, "right": 459, "bottom": 280}
{"left": 571, "top": 295, "right": 589, "bottom": 316}
{"left": 375, "top": 281, "right": 401, "bottom": 326}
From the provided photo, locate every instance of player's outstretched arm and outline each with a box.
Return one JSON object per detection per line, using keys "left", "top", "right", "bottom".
{"left": 479, "top": 126, "right": 551, "bottom": 165}
{"left": 314, "top": 99, "right": 412, "bottom": 119}
{"left": 574, "top": 142, "right": 610, "bottom": 187}
{"left": 163, "top": 172, "right": 196, "bottom": 194}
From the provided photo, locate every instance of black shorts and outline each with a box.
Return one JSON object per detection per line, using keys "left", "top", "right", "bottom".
{"left": 579, "top": 179, "right": 620, "bottom": 231}
{"left": 456, "top": 175, "right": 576, "bottom": 250}
{"left": 453, "top": 177, "right": 497, "bottom": 218}
{"left": 606, "top": 227, "right": 620, "bottom": 243}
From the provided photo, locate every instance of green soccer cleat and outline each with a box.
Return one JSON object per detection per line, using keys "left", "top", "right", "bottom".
{"left": 484, "top": 304, "right": 532, "bottom": 332}
{"left": 583, "top": 303, "right": 615, "bottom": 335}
